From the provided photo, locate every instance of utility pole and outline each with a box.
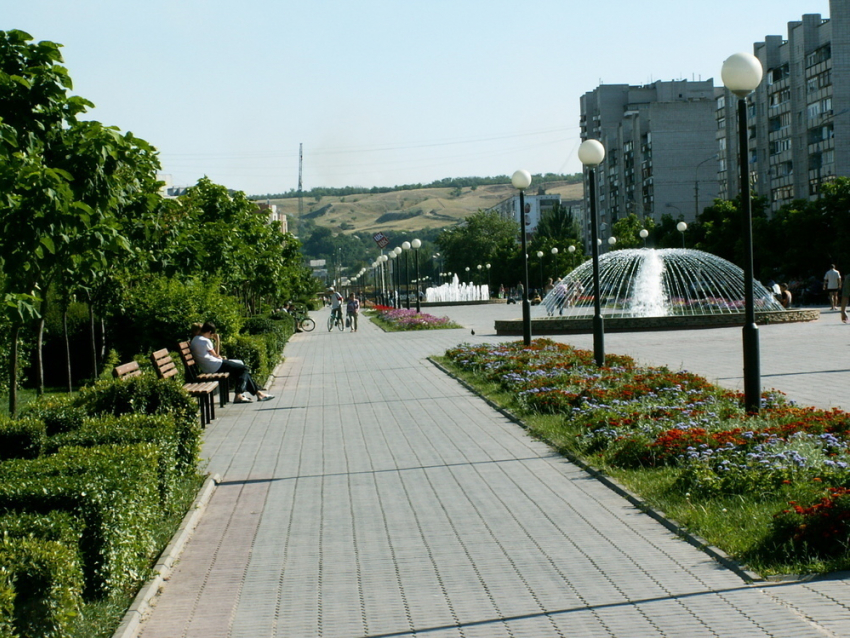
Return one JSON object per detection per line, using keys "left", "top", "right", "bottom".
{"left": 298, "top": 143, "right": 304, "bottom": 217}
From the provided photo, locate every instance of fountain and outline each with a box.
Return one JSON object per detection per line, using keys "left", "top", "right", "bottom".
{"left": 495, "top": 248, "right": 818, "bottom": 335}
{"left": 425, "top": 273, "right": 489, "bottom": 304}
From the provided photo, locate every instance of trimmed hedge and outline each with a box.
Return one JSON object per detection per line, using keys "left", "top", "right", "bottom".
{"left": 18, "top": 395, "right": 86, "bottom": 437}
{"left": 0, "top": 536, "right": 83, "bottom": 638}
{"left": 75, "top": 376, "right": 201, "bottom": 473}
{"left": 0, "top": 417, "right": 45, "bottom": 461}
{"left": 47, "top": 414, "right": 181, "bottom": 512}
{"left": 0, "top": 444, "right": 160, "bottom": 600}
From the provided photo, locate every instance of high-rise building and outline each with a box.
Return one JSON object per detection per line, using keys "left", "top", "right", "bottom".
{"left": 579, "top": 80, "right": 719, "bottom": 245}
{"left": 718, "top": 0, "right": 850, "bottom": 211}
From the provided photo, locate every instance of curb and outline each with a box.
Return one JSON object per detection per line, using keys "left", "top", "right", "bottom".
{"left": 427, "top": 357, "right": 764, "bottom": 585}
{"left": 112, "top": 473, "right": 221, "bottom": 638}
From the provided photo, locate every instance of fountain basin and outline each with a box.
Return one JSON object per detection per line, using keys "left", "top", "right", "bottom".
{"left": 495, "top": 308, "right": 819, "bottom": 336}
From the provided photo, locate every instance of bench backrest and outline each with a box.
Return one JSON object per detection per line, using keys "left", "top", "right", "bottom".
{"left": 113, "top": 361, "right": 142, "bottom": 379}
{"left": 177, "top": 341, "right": 200, "bottom": 382}
{"left": 150, "top": 348, "right": 180, "bottom": 381}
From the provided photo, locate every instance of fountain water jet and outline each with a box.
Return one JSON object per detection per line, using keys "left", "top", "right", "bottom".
{"left": 425, "top": 273, "right": 489, "bottom": 304}
{"left": 539, "top": 248, "right": 785, "bottom": 318}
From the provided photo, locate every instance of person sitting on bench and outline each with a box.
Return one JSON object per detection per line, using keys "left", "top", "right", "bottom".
{"left": 190, "top": 322, "right": 274, "bottom": 404}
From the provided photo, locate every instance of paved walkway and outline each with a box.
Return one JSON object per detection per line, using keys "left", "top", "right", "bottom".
{"left": 138, "top": 304, "right": 850, "bottom": 637}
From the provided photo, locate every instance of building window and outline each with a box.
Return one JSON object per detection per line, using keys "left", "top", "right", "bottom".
{"left": 806, "top": 44, "right": 831, "bottom": 68}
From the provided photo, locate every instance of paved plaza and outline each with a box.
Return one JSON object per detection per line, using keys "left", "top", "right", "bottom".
{"left": 137, "top": 303, "right": 850, "bottom": 637}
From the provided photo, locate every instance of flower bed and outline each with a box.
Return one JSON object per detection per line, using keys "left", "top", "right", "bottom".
{"left": 443, "top": 338, "right": 850, "bottom": 574}
{"left": 374, "top": 308, "right": 461, "bottom": 331}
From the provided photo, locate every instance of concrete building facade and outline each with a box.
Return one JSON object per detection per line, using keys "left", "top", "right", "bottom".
{"left": 579, "top": 80, "right": 719, "bottom": 245}
{"left": 718, "top": 0, "right": 850, "bottom": 211}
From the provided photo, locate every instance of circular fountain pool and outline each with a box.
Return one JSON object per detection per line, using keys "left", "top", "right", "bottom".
{"left": 495, "top": 248, "right": 818, "bottom": 335}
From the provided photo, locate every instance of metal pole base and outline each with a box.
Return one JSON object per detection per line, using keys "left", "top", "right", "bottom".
{"left": 743, "top": 323, "right": 760, "bottom": 413}
{"left": 522, "top": 299, "right": 532, "bottom": 346}
{"left": 593, "top": 314, "right": 605, "bottom": 367}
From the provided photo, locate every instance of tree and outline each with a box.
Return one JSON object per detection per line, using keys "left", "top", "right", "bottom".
{"left": 611, "top": 214, "right": 654, "bottom": 250}
{"left": 436, "top": 210, "right": 519, "bottom": 287}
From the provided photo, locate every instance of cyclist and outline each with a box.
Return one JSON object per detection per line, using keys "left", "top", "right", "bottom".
{"left": 328, "top": 287, "right": 344, "bottom": 326}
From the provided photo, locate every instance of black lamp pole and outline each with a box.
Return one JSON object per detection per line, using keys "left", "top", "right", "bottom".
{"left": 414, "top": 248, "right": 421, "bottom": 313}
{"left": 519, "top": 189, "right": 531, "bottom": 345}
{"left": 588, "top": 168, "right": 605, "bottom": 367}
{"left": 723, "top": 52, "right": 763, "bottom": 414}
{"left": 404, "top": 247, "right": 411, "bottom": 310}
{"left": 737, "top": 95, "right": 760, "bottom": 413}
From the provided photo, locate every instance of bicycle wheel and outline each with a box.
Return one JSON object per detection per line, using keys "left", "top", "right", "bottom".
{"left": 336, "top": 315, "right": 345, "bottom": 331}
{"left": 300, "top": 317, "right": 315, "bottom": 332}
{"left": 327, "top": 314, "right": 335, "bottom": 331}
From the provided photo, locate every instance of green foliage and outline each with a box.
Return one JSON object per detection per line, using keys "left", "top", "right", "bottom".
{"left": 611, "top": 214, "right": 654, "bottom": 250}
{"left": 0, "top": 536, "right": 84, "bottom": 638}
{"left": 19, "top": 394, "right": 86, "bottom": 436}
{"left": 0, "top": 417, "right": 45, "bottom": 461}
{"left": 47, "top": 414, "right": 181, "bottom": 511}
{"left": 0, "top": 444, "right": 160, "bottom": 599}
{"left": 224, "top": 335, "right": 271, "bottom": 386}
{"left": 75, "top": 376, "right": 200, "bottom": 473}
{"left": 112, "top": 275, "right": 243, "bottom": 359}
{"left": 437, "top": 210, "right": 520, "bottom": 288}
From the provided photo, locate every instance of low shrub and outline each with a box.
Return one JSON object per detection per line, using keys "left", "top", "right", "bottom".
{"left": 19, "top": 394, "right": 86, "bottom": 436}
{"left": 47, "top": 414, "right": 181, "bottom": 511}
{"left": 224, "top": 334, "right": 271, "bottom": 386}
{"left": 770, "top": 487, "right": 850, "bottom": 559}
{"left": 76, "top": 376, "right": 200, "bottom": 473}
{"left": 242, "top": 316, "right": 291, "bottom": 370}
{"left": 0, "top": 417, "right": 45, "bottom": 461}
{"left": 0, "top": 444, "right": 160, "bottom": 599}
{"left": 0, "top": 536, "right": 83, "bottom": 638}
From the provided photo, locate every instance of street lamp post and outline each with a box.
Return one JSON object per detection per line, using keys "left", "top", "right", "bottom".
{"left": 412, "top": 238, "right": 422, "bottom": 312}
{"left": 388, "top": 251, "right": 398, "bottom": 308}
{"left": 486, "top": 263, "right": 491, "bottom": 295}
{"left": 578, "top": 139, "right": 606, "bottom": 366}
{"left": 676, "top": 221, "right": 688, "bottom": 248}
{"left": 550, "top": 247, "right": 558, "bottom": 279}
{"left": 722, "top": 51, "right": 764, "bottom": 413}
{"left": 694, "top": 154, "right": 717, "bottom": 218}
{"left": 401, "top": 241, "right": 411, "bottom": 310}
{"left": 511, "top": 169, "right": 533, "bottom": 345}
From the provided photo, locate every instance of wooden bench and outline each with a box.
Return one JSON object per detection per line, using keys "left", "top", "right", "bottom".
{"left": 177, "top": 341, "right": 230, "bottom": 408}
{"left": 112, "top": 361, "right": 143, "bottom": 379}
{"left": 150, "top": 349, "right": 219, "bottom": 428}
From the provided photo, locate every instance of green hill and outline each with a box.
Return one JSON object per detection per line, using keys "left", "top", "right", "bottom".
{"left": 265, "top": 180, "right": 584, "bottom": 236}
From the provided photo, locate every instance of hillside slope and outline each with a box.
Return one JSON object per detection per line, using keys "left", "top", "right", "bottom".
{"left": 268, "top": 181, "right": 583, "bottom": 236}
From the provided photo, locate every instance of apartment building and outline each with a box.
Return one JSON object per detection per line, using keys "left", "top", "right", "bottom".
{"left": 718, "top": 0, "right": 850, "bottom": 210}
{"left": 489, "top": 193, "right": 562, "bottom": 240}
{"left": 579, "top": 80, "right": 719, "bottom": 245}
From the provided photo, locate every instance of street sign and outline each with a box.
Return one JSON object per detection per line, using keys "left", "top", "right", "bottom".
{"left": 372, "top": 232, "right": 390, "bottom": 249}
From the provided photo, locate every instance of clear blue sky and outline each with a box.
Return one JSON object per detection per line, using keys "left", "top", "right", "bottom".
{"left": 4, "top": 0, "right": 834, "bottom": 196}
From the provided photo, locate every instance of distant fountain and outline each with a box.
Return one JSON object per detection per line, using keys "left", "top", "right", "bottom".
{"left": 538, "top": 248, "right": 784, "bottom": 318}
{"left": 426, "top": 274, "right": 490, "bottom": 303}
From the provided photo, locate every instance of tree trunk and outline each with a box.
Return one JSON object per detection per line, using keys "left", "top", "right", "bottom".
{"left": 88, "top": 294, "right": 98, "bottom": 380}
{"left": 9, "top": 324, "right": 19, "bottom": 416}
{"left": 64, "top": 308, "right": 72, "bottom": 394}
{"left": 36, "top": 314, "right": 45, "bottom": 397}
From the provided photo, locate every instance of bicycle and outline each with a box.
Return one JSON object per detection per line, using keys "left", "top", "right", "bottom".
{"left": 289, "top": 304, "right": 315, "bottom": 332}
{"left": 327, "top": 308, "right": 344, "bottom": 332}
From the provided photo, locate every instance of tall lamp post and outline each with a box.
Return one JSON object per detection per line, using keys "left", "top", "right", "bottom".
{"left": 722, "top": 51, "right": 764, "bottom": 414}
{"left": 640, "top": 228, "right": 649, "bottom": 248}
{"left": 536, "top": 251, "right": 544, "bottom": 288}
{"left": 511, "top": 169, "right": 533, "bottom": 345}
{"left": 578, "top": 139, "right": 606, "bottom": 366}
{"left": 401, "top": 241, "right": 412, "bottom": 310}
{"left": 486, "top": 263, "right": 491, "bottom": 295}
{"left": 412, "top": 238, "right": 422, "bottom": 312}
{"left": 694, "top": 154, "right": 717, "bottom": 218}
{"left": 550, "top": 247, "right": 558, "bottom": 280}
{"left": 388, "top": 251, "right": 398, "bottom": 308}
